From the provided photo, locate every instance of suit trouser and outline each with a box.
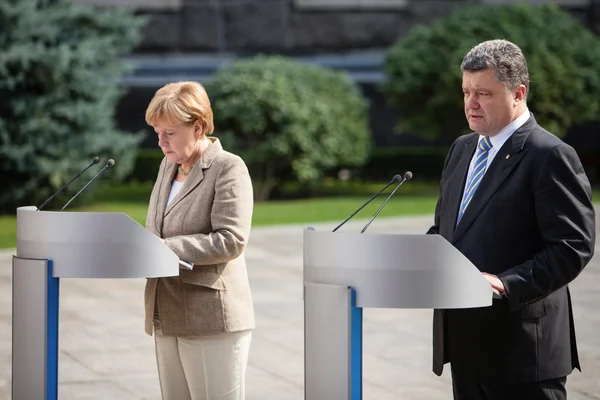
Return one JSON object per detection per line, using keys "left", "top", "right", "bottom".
{"left": 154, "top": 321, "right": 252, "bottom": 400}
{"left": 452, "top": 375, "right": 567, "bottom": 400}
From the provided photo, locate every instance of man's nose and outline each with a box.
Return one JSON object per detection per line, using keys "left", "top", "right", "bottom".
{"left": 465, "top": 95, "right": 479, "bottom": 109}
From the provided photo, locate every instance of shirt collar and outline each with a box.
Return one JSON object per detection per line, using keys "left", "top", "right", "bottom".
{"left": 480, "top": 107, "right": 530, "bottom": 150}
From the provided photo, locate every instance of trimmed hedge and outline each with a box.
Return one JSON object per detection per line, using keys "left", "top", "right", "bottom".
{"left": 341, "top": 147, "right": 448, "bottom": 182}
{"left": 129, "top": 146, "right": 600, "bottom": 188}
{"left": 578, "top": 150, "right": 600, "bottom": 184}
{"left": 374, "top": 147, "right": 446, "bottom": 180}
{"left": 128, "top": 147, "right": 449, "bottom": 184}
{"left": 127, "top": 149, "right": 163, "bottom": 183}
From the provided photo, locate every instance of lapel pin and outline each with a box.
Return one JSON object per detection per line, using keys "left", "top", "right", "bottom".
{"left": 505, "top": 154, "right": 510, "bottom": 159}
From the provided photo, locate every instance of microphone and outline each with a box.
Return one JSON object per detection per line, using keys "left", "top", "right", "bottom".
{"left": 332, "top": 174, "right": 404, "bottom": 232}
{"left": 60, "top": 159, "right": 115, "bottom": 211}
{"left": 360, "top": 171, "right": 413, "bottom": 234}
{"left": 37, "top": 156, "right": 101, "bottom": 210}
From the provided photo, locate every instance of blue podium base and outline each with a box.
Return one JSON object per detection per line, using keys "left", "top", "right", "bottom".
{"left": 12, "top": 256, "right": 59, "bottom": 400}
{"left": 304, "top": 282, "right": 362, "bottom": 400}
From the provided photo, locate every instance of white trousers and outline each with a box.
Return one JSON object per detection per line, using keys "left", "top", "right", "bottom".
{"left": 154, "top": 322, "right": 252, "bottom": 400}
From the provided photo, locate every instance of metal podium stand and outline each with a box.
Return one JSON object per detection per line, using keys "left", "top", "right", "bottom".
{"left": 12, "top": 206, "right": 179, "bottom": 400}
{"left": 303, "top": 228, "right": 493, "bottom": 400}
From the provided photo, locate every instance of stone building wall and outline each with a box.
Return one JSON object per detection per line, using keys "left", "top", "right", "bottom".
{"left": 134, "top": 0, "right": 599, "bottom": 53}
{"left": 71, "top": 0, "right": 600, "bottom": 150}
{"left": 137, "top": 0, "right": 472, "bottom": 53}
{"left": 72, "top": 0, "right": 599, "bottom": 53}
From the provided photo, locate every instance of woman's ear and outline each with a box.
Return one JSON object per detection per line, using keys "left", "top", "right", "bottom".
{"left": 194, "top": 120, "right": 204, "bottom": 138}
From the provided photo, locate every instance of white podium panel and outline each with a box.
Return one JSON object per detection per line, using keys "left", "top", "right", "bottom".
{"left": 16, "top": 206, "right": 178, "bottom": 278}
{"left": 304, "top": 229, "right": 492, "bottom": 309}
{"left": 303, "top": 227, "right": 494, "bottom": 400}
{"left": 13, "top": 206, "right": 181, "bottom": 400}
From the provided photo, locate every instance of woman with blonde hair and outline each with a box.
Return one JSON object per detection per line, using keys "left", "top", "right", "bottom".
{"left": 144, "top": 81, "right": 254, "bottom": 400}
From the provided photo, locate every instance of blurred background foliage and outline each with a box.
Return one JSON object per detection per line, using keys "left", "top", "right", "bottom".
{"left": 0, "top": 1, "right": 599, "bottom": 229}
{"left": 124, "top": 3, "right": 600, "bottom": 200}
{"left": 205, "top": 56, "right": 371, "bottom": 200}
{"left": 0, "top": 0, "right": 146, "bottom": 212}
{"left": 382, "top": 3, "right": 600, "bottom": 142}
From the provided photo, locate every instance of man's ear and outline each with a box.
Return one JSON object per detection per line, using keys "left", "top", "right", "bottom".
{"left": 514, "top": 84, "right": 527, "bottom": 104}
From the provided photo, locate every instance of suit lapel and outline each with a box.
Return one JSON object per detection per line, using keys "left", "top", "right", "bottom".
{"left": 451, "top": 116, "right": 536, "bottom": 244}
{"left": 154, "top": 161, "right": 177, "bottom": 237}
{"left": 164, "top": 138, "right": 222, "bottom": 217}
{"left": 443, "top": 134, "right": 478, "bottom": 237}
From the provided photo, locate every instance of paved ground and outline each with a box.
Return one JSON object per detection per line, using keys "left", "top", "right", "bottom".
{"left": 1, "top": 213, "right": 599, "bottom": 400}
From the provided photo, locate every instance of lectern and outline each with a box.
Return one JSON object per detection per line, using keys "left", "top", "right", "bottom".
{"left": 303, "top": 228, "right": 493, "bottom": 400}
{"left": 12, "top": 206, "right": 180, "bottom": 400}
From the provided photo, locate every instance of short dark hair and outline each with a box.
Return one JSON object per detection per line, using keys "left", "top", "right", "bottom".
{"left": 461, "top": 39, "right": 529, "bottom": 96}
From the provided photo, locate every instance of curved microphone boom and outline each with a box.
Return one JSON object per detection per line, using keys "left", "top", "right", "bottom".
{"left": 332, "top": 174, "right": 403, "bottom": 232}
{"left": 360, "top": 171, "right": 413, "bottom": 234}
{"left": 37, "top": 157, "right": 101, "bottom": 210}
{"left": 60, "top": 159, "right": 115, "bottom": 211}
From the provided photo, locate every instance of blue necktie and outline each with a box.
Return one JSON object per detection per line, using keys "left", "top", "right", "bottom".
{"left": 457, "top": 136, "right": 493, "bottom": 223}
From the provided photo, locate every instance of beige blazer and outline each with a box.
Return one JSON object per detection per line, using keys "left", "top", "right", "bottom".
{"left": 144, "top": 138, "right": 255, "bottom": 337}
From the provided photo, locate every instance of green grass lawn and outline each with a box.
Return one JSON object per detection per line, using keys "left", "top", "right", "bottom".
{"left": 1, "top": 182, "right": 598, "bottom": 249}
{"left": 0, "top": 181, "right": 439, "bottom": 249}
{"left": 252, "top": 196, "right": 436, "bottom": 226}
{"left": 0, "top": 215, "right": 16, "bottom": 250}
{"left": 60, "top": 195, "right": 437, "bottom": 228}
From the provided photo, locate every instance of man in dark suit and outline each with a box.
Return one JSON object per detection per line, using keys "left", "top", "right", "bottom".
{"left": 427, "top": 39, "right": 596, "bottom": 399}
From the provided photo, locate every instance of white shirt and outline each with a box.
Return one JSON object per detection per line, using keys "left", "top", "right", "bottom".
{"left": 166, "top": 180, "right": 184, "bottom": 207}
{"left": 460, "top": 108, "right": 530, "bottom": 210}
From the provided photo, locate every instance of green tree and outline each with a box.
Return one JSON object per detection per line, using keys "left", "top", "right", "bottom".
{"left": 382, "top": 4, "right": 600, "bottom": 142}
{"left": 207, "top": 56, "right": 371, "bottom": 200}
{"left": 0, "top": 0, "right": 145, "bottom": 212}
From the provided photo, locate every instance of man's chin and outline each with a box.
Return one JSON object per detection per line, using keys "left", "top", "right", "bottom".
{"left": 468, "top": 122, "right": 487, "bottom": 134}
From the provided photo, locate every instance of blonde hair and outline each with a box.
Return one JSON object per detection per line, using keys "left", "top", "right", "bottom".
{"left": 145, "top": 81, "right": 214, "bottom": 135}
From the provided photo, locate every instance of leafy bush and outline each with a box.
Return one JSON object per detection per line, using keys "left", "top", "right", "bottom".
{"left": 347, "top": 146, "right": 449, "bottom": 182}
{"left": 382, "top": 4, "right": 600, "bottom": 141}
{"left": 128, "top": 149, "right": 163, "bottom": 183}
{"left": 0, "top": 0, "right": 145, "bottom": 212}
{"left": 206, "top": 55, "right": 371, "bottom": 200}
{"left": 128, "top": 146, "right": 600, "bottom": 198}
{"left": 346, "top": 145, "right": 600, "bottom": 184}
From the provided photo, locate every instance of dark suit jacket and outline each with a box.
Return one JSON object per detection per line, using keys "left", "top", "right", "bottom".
{"left": 427, "top": 114, "right": 595, "bottom": 383}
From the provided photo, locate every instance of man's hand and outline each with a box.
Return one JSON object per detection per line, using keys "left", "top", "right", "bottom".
{"left": 482, "top": 272, "right": 506, "bottom": 296}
